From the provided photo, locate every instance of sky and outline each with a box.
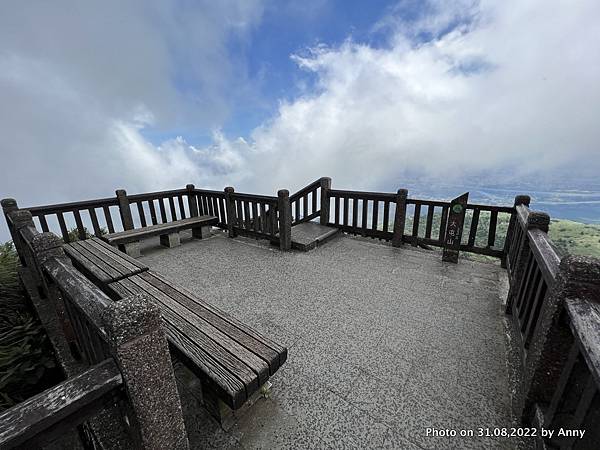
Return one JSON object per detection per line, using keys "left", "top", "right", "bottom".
{"left": 1, "top": 0, "right": 600, "bottom": 240}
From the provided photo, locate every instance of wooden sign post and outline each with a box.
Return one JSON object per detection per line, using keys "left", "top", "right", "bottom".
{"left": 442, "top": 193, "right": 469, "bottom": 263}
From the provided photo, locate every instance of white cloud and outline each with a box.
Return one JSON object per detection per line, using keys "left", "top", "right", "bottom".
{"left": 1, "top": 0, "right": 599, "bottom": 242}
{"left": 0, "top": 0, "right": 264, "bottom": 209}
{"left": 207, "top": 0, "right": 600, "bottom": 194}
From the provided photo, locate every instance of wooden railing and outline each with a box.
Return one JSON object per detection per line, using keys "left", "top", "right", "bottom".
{"left": 503, "top": 197, "right": 600, "bottom": 445}
{"left": 322, "top": 185, "right": 515, "bottom": 261}
{"left": 533, "top": 297, "right": 600, "bottom": 448}
{"left": 289, "top": 178, "right": 327, "bottom": 226}
{"left": 0, "top": 209, "right": 189, "bottom": 449}
{"left": 226, "top": 189, "right": 281, "bottom": 241}
{"left": 326, "top": 189, "right": 398, "bottom": 240}
{"left": 27, "top": 196, "right": 121, "bottom": 242}
{"left": 193, "top": 188, "right": 228, "bottom": 228}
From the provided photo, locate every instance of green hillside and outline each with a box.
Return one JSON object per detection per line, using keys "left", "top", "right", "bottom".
{"left": 548, "top": 219, "right": 600, "bottom": 258}
{"left": 403, "top": 209, "right": 600, "bottom": 259}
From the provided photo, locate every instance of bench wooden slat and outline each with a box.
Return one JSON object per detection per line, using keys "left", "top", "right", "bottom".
{"left": 64, "top": 242, "right": 122, "bottom": 284}
{"left": 127, "top": 276, "right": 268, "bottom": 387}
{"left": 103, "top": 216, "right": 217, "bottom": 245}
{"left": 138, "top": 271, "right": 283, "bottom": 373}
{"left": 84, "top": 237, "right": 147, "bottom": 272}
{"left": 111, "top": 278, "right": 254, "bottom": 408}
{"left": 63, "top": 238, "right": 148, "bottom": 285}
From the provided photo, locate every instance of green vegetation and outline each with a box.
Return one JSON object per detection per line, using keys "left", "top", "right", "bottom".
{"left": 403, "top": 210, "right": 600, "bottom": 259}
{"left": 0, "top": 242, "right": 56, "bottom": 411}
{"left": 67, "top": 226, "right": 107, "bottom": 242}
{"left": 549, "top": 219, "right": 600, "bottom": 258}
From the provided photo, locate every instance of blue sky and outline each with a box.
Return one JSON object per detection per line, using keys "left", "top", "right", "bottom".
{"left": 1, "top": 0, "right": 599, "bottom": 243}
{"left": 141, "top": 0, "right": 401, "bottom": 146}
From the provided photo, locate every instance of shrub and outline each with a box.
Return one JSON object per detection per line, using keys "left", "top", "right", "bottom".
{"left": 0, "top": 242, "right": 56, "bottom": 410}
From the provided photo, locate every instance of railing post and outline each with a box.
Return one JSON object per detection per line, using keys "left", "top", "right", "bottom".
{"left": 8, "top": 210, "right": 38, "bottom": 271}
{"left": 392, "top": 189, "right": 408, "bottom": 247}
{"left": 505, "top": 210, "right": 550, "bottom": 313}
{"left": 115, "top": 189, "right": 134, "bottom": 231}
{"left": 516, "top": 256, "right": 600, "bottom": 422}
{"left": 2, "top": 199, "right": 26, "bottom": 266}
{"left": 186, "top": 184, "right": 198, "bottom": 217}
{"left": 1, "top": 198, "right": 19, "bottom": 243}
{"left": 278, "top": 189, "right": 292, "bottom": 251}
{"left": 102, "top": 294, "right": 189, "bottom": 449}
{"left": 224, "top": 187, "right": 236, "bottom": 238}
{"left": 319, "top": 177, "right": 331, "bottom": 226}
{"left": 502, "top": 195, "right": 531, "bottom": 269}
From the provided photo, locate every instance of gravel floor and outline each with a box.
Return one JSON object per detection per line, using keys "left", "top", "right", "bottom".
{"left": 138, "top": 229, "right": 527, "bottom": 449}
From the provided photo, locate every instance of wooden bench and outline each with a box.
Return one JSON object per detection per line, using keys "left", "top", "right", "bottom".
{"left": 63, "top": 237, "right": 148, "bottom": 288}
{"left": 106, "top": 270, "right": 287, "bottom": 427}
{"left": 102, "top": 215, "right": 218, "bottom": 257}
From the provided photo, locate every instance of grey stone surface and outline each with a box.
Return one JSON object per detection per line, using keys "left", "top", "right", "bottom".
{"left": 139, "top": 229, "right": 525, "bottom": 449}
{"left": 290, "top": 222, "right": 340, "bottom": 251}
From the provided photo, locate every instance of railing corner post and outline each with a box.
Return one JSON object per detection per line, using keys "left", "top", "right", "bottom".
{"left": 319, "top": 177, "right": 331, "bottom": 226}
{"left": 224, "top": 187, "right": 236, "bottom": 238}
{"left": 103, "top": 294, "right": 189, "bottom": 450}
{"left": 115, "top": 189, "right": 134, "bottom": 231}
{"left": 186, "top": 184, "right": 199, "bottom": 217}
{"left": 278, "top": 189, "right": 292, "bottom": 251}
{"left": 392, "top": 189, "right": 408, "bottom": 247}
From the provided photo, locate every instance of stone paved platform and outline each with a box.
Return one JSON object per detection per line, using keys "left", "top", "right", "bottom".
{"left": 138, "top": 229, "right": 528, "bottom": 449}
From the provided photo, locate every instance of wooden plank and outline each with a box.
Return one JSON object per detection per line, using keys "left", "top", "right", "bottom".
{"left": 148, "top": 200, "right": 158, "bottom": 225}
{"left": 334, "top": 196, "right": 340, "bottom": 225}
{"left": 252, "top": 202, "right": 259, "bottom": 232}
{"left": 243, "top": 201, "right": 251, "bottom": 230}
{"left": 158, "top": 198, "right": 168, "bottom": 223}
{"left": 102, "top": 206, "right": 115, "bottom": 233}
{"left": 488, "top": 210, "right": 498, "bottom": 247}
{"left": 382, "top": 201, "right": 390, "bottom": 233}
{"left": 88, "top": 208, "right": 102, "bottom": 237}
{"left": 130, "top": 276, "right": 267, "bottom": 385}
{"left": 303, "top": 194, "right": 308, "bottom": 219}
{"left": 84, "top": 237, "right": 148, "bottom": 272}
{"left": 259, "top": 204, "right": 266, "bottom": 233}
{"left": 566, "top": 299, "right": 600, "bottom": 387}
{"left": 352, "top": 198, "right": 358, "bottom": 229}
{"left": 64, "top": 242, "right": 120, "bottom": 284}
{"left": 372, "top": 200, "right": 379, "bottom": 231}
{"left": 57, "top": 212, "right": 70, "bottom": 242}
{"left": 136, "top": 202, "right": 147, "bottom": 228}
{"left": 439, "top": 206, "right": 449, "bottom": 241}
{"left": 412, "top": 204, "right": 421, "bottom": 246}
{"left": 103, "top": 216, "right": 218, "bottom": 245}
{"left": 311, "top": 188, "right": 317, "bottom": 214}
{"left": 38, "top": 215, "right": 50, "bottom": 232}
{"left": 114, "top": 277, "right": 256, "bottom": 408}
{"left": 295, "top": 198, "right": 300, "bottom": 223}
{"left": 361, "top": 199, "right": 368, "bottom": 235}
{"left": 236, "top": 200, "right": 243, "bottom": 228}
{"left": 523, "top": 276, "right": 547, "bottom": 345}
{"left": 73, "top": 209, "right": 86, "bottom": 240}
{"left": 138, "top": 272, "right": 280, "bottom": 373}
{"left": 468, "top": 209, "right": 480, "bottom": 246}
{"left": 0, "top": 359, "right": 122, "bottom": 449}
{"left": 177, "top": 195, "right": 186, "bottom": 219}
{"left": 168, "top": 196, "right": 177, "bottom": 221}
{"left": 343, "top": 197, "right": 349, "bottom": 226}
{"left": 424, "top": 205, "right": 434, "bottom": 239}
{"left": 138, "top": 271, "right": 286, "bottom": 367}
